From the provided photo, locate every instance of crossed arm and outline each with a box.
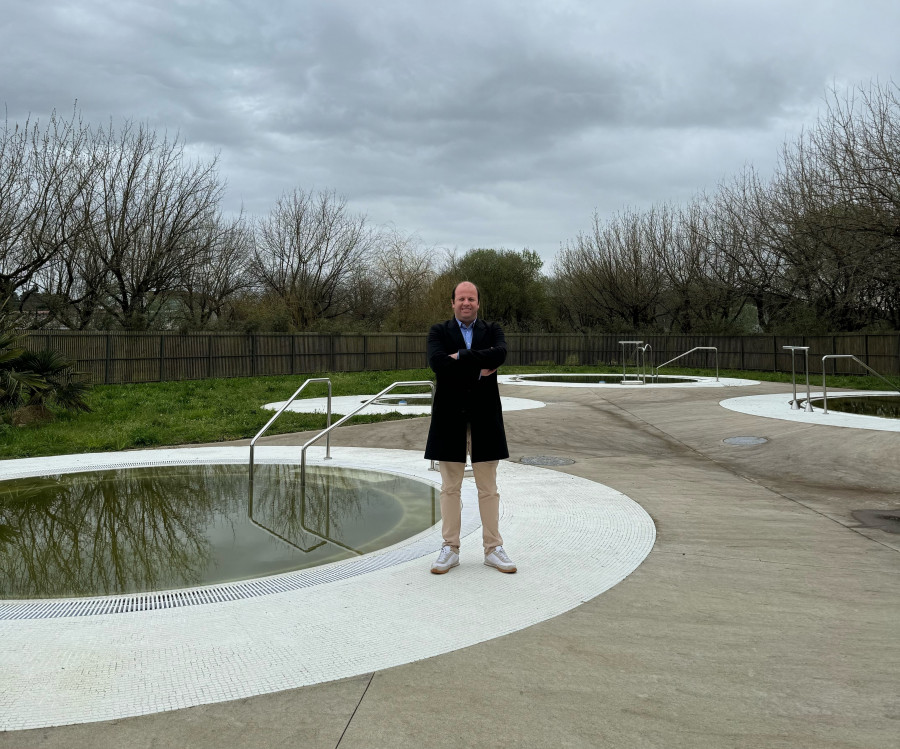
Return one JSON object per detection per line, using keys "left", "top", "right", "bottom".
{"left": 428, "top": 323, "right": 507, "bottom": 378}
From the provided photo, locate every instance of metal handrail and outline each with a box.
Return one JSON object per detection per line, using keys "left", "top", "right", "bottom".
{"left": 638, "top": 344, "right": 653, "bottom": 384}
{"left": 249, "top": 377, "right": 332, "bottom": 483}
{"left": 656, "top": 346, "right": 718, "bottom": 381}
{"left": 783, "top": 346, "right": 812, "bottom": 412}
{"left": 821, "top": 355, "right": 900, "bottom": 414}
{"left": 300, "top": 380, "right": 436, "bottom": 483}
{"left": 619, "top": 340, "right": 643, "bottom": 382}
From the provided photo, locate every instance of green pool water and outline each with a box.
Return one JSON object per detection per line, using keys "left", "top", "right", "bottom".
{"left": 0, "top": 464, "right": 438, "bottom": 599}
{"left": 810, "top": 395, "right": 900, "bottom": 419}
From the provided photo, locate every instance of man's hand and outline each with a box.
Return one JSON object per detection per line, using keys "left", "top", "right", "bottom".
{"left": 450, "top": 352, "right": 459, "bottom": 360}
{"left": 480, "top": 368, "right": 497, "bottom": 377}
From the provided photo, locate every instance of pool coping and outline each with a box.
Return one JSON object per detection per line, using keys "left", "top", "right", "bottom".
{"left": 262, "top": 394, "right": 546, "bottom": 416}
{"left": 0, "top": 447, "right": 656, "bottom": 730}
{"left": 498, "top": 373, "right": 758, "bottom": 388}
{"left": 0, "top": 448, "right": 472, "bottom": 620}
{"left": 719, "top": 390, "right": 900, "bottom": 432}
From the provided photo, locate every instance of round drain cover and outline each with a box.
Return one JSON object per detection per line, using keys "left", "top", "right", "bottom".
{"left": 723, "top": 436, "right": 768, "bottom": 446}
{"left": 520, "top": 455, "right": 575, "bottom": 466}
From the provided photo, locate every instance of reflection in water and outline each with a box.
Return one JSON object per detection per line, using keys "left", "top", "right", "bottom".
{"left": 810, "top": 395, "right": 900, "bottom": 419}
{"left": 0, "top": 465, "right": 437, "bottom": 599}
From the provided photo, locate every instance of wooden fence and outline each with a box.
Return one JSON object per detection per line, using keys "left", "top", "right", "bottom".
{"left": 16, "top": 330, "right": 900, "bottom": 385}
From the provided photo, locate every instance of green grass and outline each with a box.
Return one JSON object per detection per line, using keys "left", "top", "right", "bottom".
{"left": 0, "top": 369, "right": 433, "bottom": 460}
{"left": 2, "top": 363, "right": 897, "bottom": 460}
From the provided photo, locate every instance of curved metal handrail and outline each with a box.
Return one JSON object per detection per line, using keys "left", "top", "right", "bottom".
{"left": 820, "top": 355, "right": 900, "bottom": 414}
{"left": 783, "top": 346, "right": 812, "bottom": 412}
{"left": 618, "top": 340, "right": 643, "bottom": 382}
{"left": 637, "top": 344, "right": 653, "bottom": 384}
{"left": 249, "top": 377, "right": 332, "bottom": 482}
{"left": 300, "top": 380, "right": 436, "bottom": 483}
{"left": 656, "top": 346, "right": 718, "bottom": 381}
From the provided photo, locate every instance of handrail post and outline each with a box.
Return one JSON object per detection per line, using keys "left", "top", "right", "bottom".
{"left": 618, "top": 340, "right": 642, "bottom": 383}
{"left": 300, "top": 380, "right": 437, "bottom": 485}
{"left": 784, "top": 346, "right": 800, "bottom": 410}
{"left": 249, "top": 377, "right": 333, "bottom": 484}
{"left": 804, "top": 349, "right": 812, "bottom": 412}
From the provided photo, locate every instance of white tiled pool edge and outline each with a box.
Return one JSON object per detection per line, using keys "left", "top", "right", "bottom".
{"left": 262, "top": 394, "right": 546, "bottom": 415}
{"left": 720, "top": 391, "right": 900, "bottom": 432}
{"left": 0, "top": 447, "right": 655, "bottom": 730}
{"left": 499, "top": 374, "right": 758, "bottom": 388}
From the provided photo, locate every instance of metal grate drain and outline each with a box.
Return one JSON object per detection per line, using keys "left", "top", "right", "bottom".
{"left": 520, "top": 455, "right": 576, "bottom": 466}
{"left": 723, "top": 436, "right": 768, "bottom": 446}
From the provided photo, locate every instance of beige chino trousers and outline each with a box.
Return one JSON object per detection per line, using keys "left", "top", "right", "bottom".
{"left": 438, "top": 427, "right": 502, "bottom": 555}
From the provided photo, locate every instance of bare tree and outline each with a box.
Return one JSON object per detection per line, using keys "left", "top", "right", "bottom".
{"left": 78, "top": 120, "right": 224, "bottom": 329}
{"left": 658, "top": 199, "right": 752, "bottom": 333}
{"left": 0, "top": 108, "right": 93, "bottom": 310}
{"left": 371, "top": 227, "right": 436, "bottom": 331}
{"left": 250, "top": 189, "right": 374, "bottom": 329}
{"left": 176, "top": 211, "right": 252, "bottom": 329}
{"left": 555, "top": 209, "right": 665, "bottom": 331}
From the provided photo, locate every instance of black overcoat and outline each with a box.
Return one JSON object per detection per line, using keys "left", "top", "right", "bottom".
{"left": 424, "top": 318, "right": 509, "bottom": 463}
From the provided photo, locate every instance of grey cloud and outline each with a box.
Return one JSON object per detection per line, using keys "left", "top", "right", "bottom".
{"left": 3, "top": 0, "right": 900, "bottom": 262}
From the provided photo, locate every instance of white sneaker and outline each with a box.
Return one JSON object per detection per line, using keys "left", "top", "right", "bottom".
{"left": 431, "top": 545, "right": 459, "bottom": 574}
{"left": 484, "top": 545, "right": 517, "bottom": 573}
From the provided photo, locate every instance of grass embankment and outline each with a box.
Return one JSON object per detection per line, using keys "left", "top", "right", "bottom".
{"left": 1, "top": 364, "right": 895, "bottom": 460}
{"left": 0, "top": 369, "right": 433, "bottom": 460}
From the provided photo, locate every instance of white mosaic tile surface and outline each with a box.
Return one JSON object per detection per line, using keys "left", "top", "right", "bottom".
{"left": 0, "top": 447, "right": 654, "bottom": 730}
{"left": 498, "top": 374, "right": 758, "bottom": 388}
{"left": 263, "top": 394, "right": 545, "bottom": 415}
{"left": 720, "top": 391, "right": 900, "bottom": 432}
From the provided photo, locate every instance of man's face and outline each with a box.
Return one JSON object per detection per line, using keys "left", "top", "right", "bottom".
{"left": 452, "top": 282, "right": 479, "bottom": 324}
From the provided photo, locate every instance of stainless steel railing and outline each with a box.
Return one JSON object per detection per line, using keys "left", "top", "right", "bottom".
{"left": 300, "top": 380, "right": 437, "bottom": 484}
{"left": 618, "top": 340, "right": 644, "bottom": 383}
{"left": 656, "top": 346, "right": 718, "bottom": 381}
{"left": 249, "top": 377, "right": 332, "bottom": 483}
{"left": 638, "top": 344, "right": 653, "bottom": 384}
{"left": 820, "top": 355, "right": 900, "bottom": 414}
{"left": 783, "top": 346, "right": 812, "bottom": 412}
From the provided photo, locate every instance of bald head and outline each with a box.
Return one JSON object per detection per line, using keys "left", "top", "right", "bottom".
{"left": 451, "top": 281, "right": 479, "bottom": 324}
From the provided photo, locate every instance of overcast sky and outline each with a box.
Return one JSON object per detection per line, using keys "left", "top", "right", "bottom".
{"left": 4, "top": 0, "right": 900, "bottom": 266}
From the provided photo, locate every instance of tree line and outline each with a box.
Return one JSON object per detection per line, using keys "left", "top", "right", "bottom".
{"left": 2, "top": 81, "right": 899, "bottom": 335}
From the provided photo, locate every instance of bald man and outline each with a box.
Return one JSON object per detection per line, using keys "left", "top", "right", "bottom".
{"left": 424, "top": 281, "right": 516, "bottom": 574}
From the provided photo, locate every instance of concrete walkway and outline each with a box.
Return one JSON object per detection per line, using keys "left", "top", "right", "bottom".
{"left": 2, "top": 380, "right": 898, "bottom": 748}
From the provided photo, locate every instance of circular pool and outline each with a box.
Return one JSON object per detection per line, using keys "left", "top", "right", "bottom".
{"left": 513, "top": 373, "right": 699, "bottom": 384}
{"left": 807, "top": 394, "right": 900, "bottom": 419}
{"left": 0, "top": 463, "right": 437, "bottom": 599}
{"left": 499, "top": 373, "right": 757, "bottom": 388}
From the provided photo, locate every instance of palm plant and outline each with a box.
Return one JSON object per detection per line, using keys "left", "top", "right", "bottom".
{"left": 0, "top": 306, "right": 91, "bottom": 419}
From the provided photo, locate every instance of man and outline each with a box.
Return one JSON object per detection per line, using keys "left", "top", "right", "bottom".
{"left": 424, "top": 281, "right": 516, "bottom": 574}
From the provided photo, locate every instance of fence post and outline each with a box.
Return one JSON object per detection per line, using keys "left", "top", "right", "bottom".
{"left": 290, "top": 334, "right": 296, "bottom": 375}
{"left": 159, "top": 335, "right": 165, "bottom": 382}
{"left": 395, "top": 335, "right": 399, "bottom": 369}
{"left": 772, "top": 336, "right": 777, "bottom": 372}
{"left": 105, "top": 332, "right": 111, "bottom": 384}
{"left": 207, "top": 335, "right": 213, "bottom": 379}
{"left": 250, "top": 334, "right": 257, "bottom": 377}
